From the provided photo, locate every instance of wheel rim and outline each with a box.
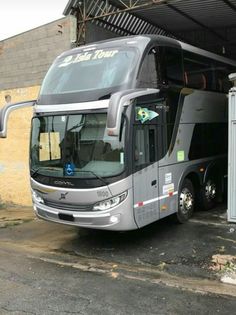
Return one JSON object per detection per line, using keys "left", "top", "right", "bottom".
{"left": 205, "top": 180, "right": 216, "bottom": 201}
{"left": 179, "top": 187, "right": 193, "bottom": 215}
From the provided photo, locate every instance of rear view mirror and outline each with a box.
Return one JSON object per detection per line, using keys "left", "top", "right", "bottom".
{"left": 106, "top": 88, "right": 159, "bottom": 136}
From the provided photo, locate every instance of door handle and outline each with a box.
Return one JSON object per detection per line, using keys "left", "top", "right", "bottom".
{"left": 151, "top": 180, "right": 157, "bottom": 186}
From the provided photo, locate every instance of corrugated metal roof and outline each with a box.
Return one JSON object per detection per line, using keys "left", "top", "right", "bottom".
{"left": 63, "top": 0, "right": 236, "bottom": 59}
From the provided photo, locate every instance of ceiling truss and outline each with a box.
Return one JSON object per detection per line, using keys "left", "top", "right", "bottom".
{"left": 65, "top": 0, "right": 236, "bottom": 58}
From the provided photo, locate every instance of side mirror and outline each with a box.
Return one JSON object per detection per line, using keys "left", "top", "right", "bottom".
{"left": 0, "top": 100, "right": 36, "bottom": 138}
{"left": 106, "top": 88, "right": 159, "bottom": 136}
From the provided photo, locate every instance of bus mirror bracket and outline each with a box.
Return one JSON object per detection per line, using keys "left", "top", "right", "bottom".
{"left": 106, "top": 88, "right": 159, "bottom": 136}
{"left": 0, "top": 100, "right": 36, "bottom": 138}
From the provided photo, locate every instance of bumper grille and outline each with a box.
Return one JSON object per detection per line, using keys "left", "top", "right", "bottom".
{"left": 44, "top": 200, "right": 93, "bottom": 212}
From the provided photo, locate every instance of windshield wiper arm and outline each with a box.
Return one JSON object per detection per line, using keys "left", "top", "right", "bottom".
{"left": 80, "top": 170, "right": 113, "bottom": 197}
{"left": 79, "top": 170, "right": 108, "bottom": 186}
{"left": 67, "top": 122, "right": 85, "bottom": 132}
{"left": 30, "top": 167, "right": 40, "bottom": 178}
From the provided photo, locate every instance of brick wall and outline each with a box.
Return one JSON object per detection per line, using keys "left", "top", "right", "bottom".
{"left": 0, "top": 86, "right": 39, "bottom": 206}
{"left": 0, "top": 16, "right": 76, "bottom": 90}
{"left": 0, "top": 16, "right": 76, "bottom": 206}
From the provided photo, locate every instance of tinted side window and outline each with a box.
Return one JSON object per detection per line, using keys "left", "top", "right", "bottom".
{"left": 165, "top": 47, "right": 183, "bottom": 85}
{"left": 134, "top": 125, "right": 156, "bottom": 171}
{"left": 214, "top": 62, "right": 234, "bottom": 93}
{"left": 137, "top": 48, "right": 158, "bottom": 88}
{"left": 183, "top": 52, "right": 213, "bottom": 91}
{"left": 189, "top": 123, "right": 227, "bottom": 160}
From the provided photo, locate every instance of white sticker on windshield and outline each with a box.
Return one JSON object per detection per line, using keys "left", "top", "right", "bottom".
{"left": 120, "top": 152, "right": 124, "bottom": 164}
{"left": 58, "top": 50, "right": 119, "bottom": 68}
{"left": 61, "top": 116, "right": 66, "bottom": 122}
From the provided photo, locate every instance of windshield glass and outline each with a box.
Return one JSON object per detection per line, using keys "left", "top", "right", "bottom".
{"left": 38, "top": 47, "right": 138, "bottom": 104}
{"left": 30, "top": 113, "right": 126, "bottom": 179}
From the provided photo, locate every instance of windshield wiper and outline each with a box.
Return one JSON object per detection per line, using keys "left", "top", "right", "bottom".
{"left": 67, "top": 122, "right": 85, "bottom": 132}
{"left": 78, "top": 170, "right": 107, "bottom": 185}
{"left": 30, "top": 167, "right": 40, "bottom": 178}
{"left": 78, "top": 170, "right": 113, "bottom": 196}
{"left": 30, "top": 166, "right": 57, "bottom": 178}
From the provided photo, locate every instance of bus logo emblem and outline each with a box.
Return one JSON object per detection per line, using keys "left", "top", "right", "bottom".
{"left": 59, "top": 192, "right": 69, "bottom": 200}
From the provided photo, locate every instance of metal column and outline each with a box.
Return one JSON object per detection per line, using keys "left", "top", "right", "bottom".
{"left": 228, "top": 73, "right": 236, "bottom": 222}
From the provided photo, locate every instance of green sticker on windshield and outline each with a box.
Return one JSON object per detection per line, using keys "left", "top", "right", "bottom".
{"left": 136, "top": 107, "right": 159, "bottom": 124}
{"left": 177, "top": 150, "right": 185, "bottom": 162}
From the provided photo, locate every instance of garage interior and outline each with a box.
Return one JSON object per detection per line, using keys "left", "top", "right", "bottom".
{"left": 63, "top": 0, "right": 236, "bottom": 222}
{"left": 64, "top": 0, "right": 236, "bottom": 60}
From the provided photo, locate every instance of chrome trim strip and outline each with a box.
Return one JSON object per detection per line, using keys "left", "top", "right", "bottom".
{"left": 35, "top": 100, "right": 109, "bottom": 113}
{"left": 134, "top": 191, "right": 178, "bottom": 208}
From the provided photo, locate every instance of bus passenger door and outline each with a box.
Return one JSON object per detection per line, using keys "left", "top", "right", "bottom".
{"left": 132, "top": 99, "right": 160, "bottom": 228}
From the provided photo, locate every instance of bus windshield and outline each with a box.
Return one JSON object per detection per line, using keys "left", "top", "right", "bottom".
{"left": 38, "top": 47, "right": 138, "bottom": 104}
{"left": 30, "top": 113, "right": 126, "bottom": 179}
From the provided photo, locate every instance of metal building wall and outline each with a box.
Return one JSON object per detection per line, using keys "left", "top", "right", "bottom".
{"left": 228, "top": 75, "right": 236, "bottom": 222}
{"left": 86, "top": 22, "right": 119, "bottom": 43}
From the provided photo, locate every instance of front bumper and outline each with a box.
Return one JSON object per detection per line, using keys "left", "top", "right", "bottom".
{"left": 33, "top": 194, "right": 137, "bottom": 231}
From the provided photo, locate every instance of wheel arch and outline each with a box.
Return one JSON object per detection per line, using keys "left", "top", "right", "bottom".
{"left": 203, "top": 160, "right": 225, "bottom": 195}
{"left": 178, "top": 169, "right": 201, "bottom": 197}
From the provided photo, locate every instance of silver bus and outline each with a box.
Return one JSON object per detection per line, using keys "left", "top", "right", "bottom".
{"left": 1, "top": 35, "right": 235, "bottom": 230}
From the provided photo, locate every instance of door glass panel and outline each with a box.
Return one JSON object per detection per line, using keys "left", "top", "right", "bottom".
{"left": 134, "top": 125, "right": 156, "bottom": 171}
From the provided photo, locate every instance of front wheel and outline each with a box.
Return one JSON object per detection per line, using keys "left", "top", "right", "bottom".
{"left": 176, "top": 178, "right": 195, "bottom": 223}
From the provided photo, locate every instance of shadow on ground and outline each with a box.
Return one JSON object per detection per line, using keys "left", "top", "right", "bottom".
{"left": 1, "top": 203, "right": 235, "bottom": 281}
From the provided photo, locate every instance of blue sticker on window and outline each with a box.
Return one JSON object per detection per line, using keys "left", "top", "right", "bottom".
{"left": 65, "top": 162, "right": 75, "bottom": 176}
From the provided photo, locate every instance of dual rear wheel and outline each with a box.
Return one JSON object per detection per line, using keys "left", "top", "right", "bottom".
{"left": 176, "top": 176, "right": 218, "bottom": 223}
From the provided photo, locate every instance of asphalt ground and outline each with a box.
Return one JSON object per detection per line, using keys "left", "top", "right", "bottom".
{"left": 0, "top": 204, "right": 236, "bottom": 281}
{"left": 0, "top": 203, "right": 236, "bottom": 314}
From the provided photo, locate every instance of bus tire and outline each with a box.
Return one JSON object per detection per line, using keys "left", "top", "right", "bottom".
{"left": 199, "top": 177, "right": 217, "bottom": 210}
{"left": 176, "top": 178, "right": 194, "bottom": 223}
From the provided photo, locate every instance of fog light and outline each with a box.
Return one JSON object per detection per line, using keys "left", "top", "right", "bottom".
{"left": 110, "top": 215, "right": 120, "bottom": 224}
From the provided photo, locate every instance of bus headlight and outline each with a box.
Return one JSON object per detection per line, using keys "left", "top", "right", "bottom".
{"left": 32, "top": 190, "right": 44, "bottom": 204}
{"left": 93, "top": 191, "right": 127, "bottom": 211}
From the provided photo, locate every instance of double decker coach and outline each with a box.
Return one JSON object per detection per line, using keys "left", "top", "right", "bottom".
{"left": 0, "top": 35, "right": 235, "bottom": 230}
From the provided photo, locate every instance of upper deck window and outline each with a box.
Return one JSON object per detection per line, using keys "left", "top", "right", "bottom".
{"left": 38, "top": 47, "right": 138, "bottom": 104}
{"left": 137, "top": 49, "right": 158, "bottom": 88}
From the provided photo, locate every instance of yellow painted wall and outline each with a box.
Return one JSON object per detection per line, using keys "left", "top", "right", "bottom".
{"left": 0, "top": 86, "right": 40, "bottom": 206}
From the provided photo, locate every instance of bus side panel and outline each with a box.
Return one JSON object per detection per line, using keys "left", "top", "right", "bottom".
{"left": 160, "top": 89, "right": 227, "bottom": 167}
{"left": 158, "top": 89, "right": 227, "bottom": 216}
{"left": 133, "top": 163, "right": 160, "bottom": 228}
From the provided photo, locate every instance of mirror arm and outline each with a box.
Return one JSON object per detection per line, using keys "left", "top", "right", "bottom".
{"left": 107, "top": 88, "right": 159, "bottom": 136}
{"left": 0, "top": 99, "right": 36, "bottom": 138}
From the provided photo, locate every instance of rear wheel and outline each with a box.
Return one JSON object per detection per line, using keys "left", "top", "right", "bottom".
{"left": 199, "top": 177, "right": 217, "bottom": 210}
{"left": 176, "top": 178, "right": 194, "bottom": 223}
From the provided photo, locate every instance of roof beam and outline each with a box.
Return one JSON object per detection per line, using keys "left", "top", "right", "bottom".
{"left": 167, "top": 3, "right": 228, "bottom": 42}
{"left": 74, "top": 0, "right": 177, "bottom": 22}
{"left": 108, "top": 0, "right": 177, "bottom": 38}
{"left": 222, "top": 0, "right": 236, "bottom": 12}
